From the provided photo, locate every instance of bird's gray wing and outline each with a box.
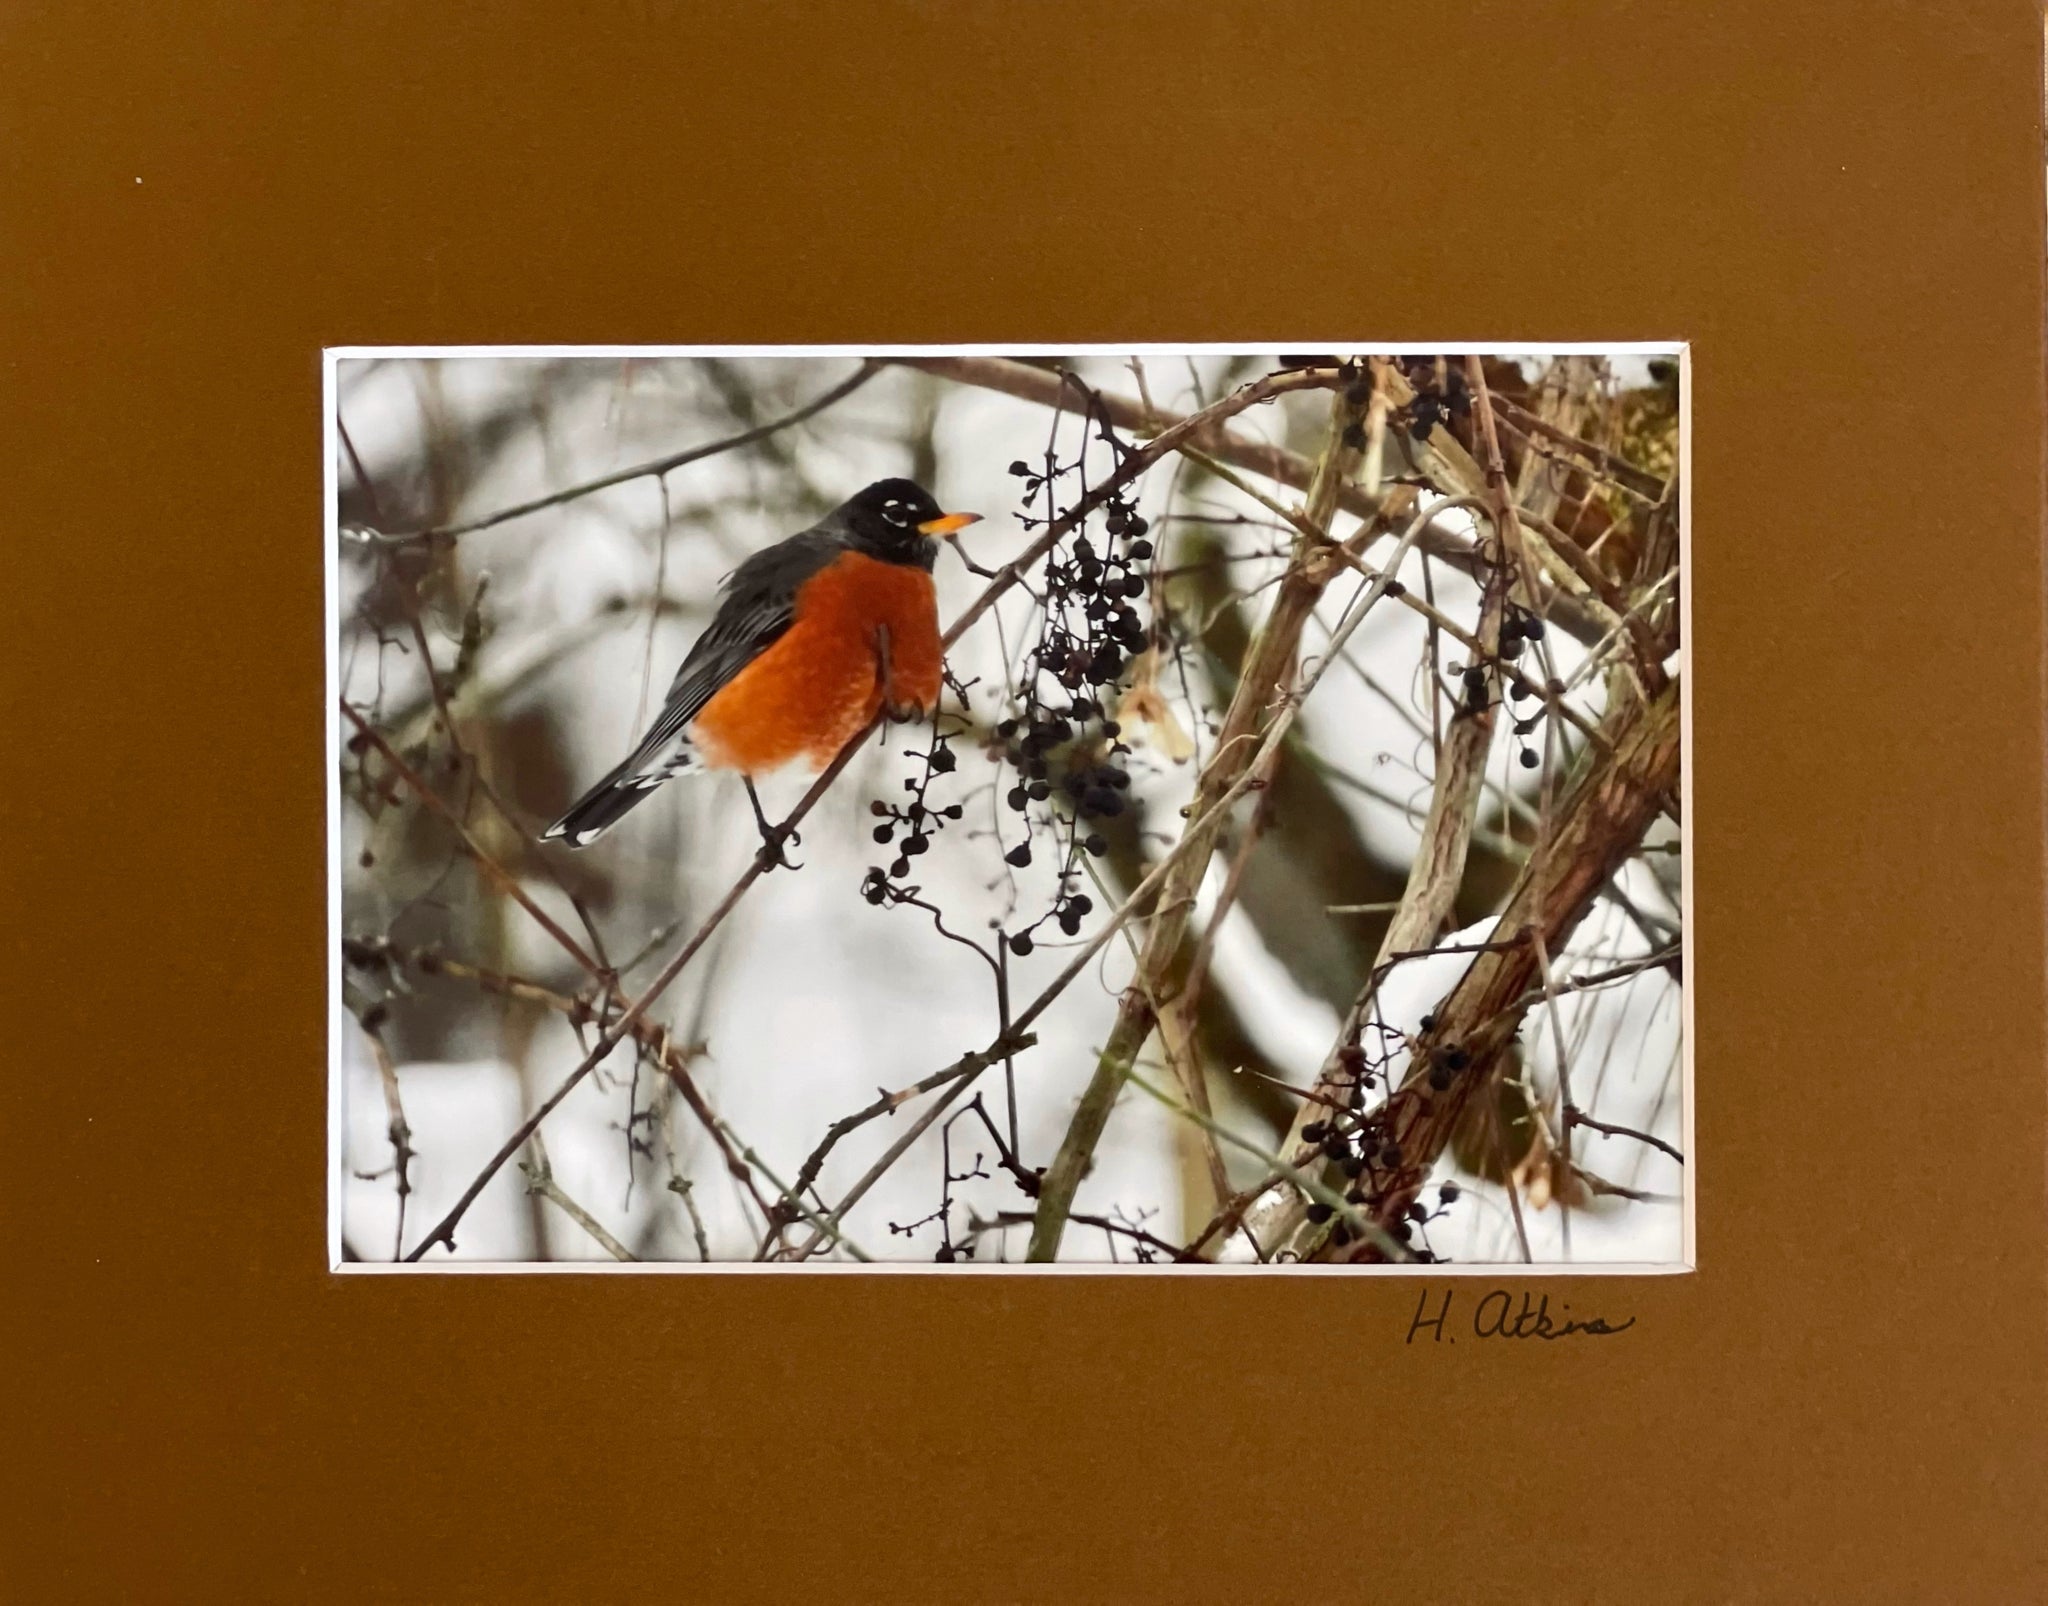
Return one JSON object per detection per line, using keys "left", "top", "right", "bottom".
{"left": 611, "top": 528, "right": 845, "bottom": 783}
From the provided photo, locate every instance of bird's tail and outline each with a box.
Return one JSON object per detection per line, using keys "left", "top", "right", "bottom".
{"left": 543, "top": 756, "right": 682, "bottom": 848}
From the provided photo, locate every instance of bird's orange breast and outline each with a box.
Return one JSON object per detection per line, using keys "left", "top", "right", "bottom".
{"left": 690, "top": 552, "right": 943, "bottom": 775}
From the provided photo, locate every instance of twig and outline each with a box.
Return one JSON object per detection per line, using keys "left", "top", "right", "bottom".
{"left": 715, "top": 1120, "right": 874, "bottom": 1262}
{"left": 341, "top": 975, "right": 413, "bottom": 1261}
{"left": 341, "top": 703, "right": 600, "bottom": 974}
{"left": 760, "top": 1036, "right": 1037, "bottom": 1259}
{"left": 521, "top": 1136, "right": 638, "bottom": 1261}
{"left": 346, "top": 362, "right": 882, "bottom": 548}
{"left": 666, "top": 1174, "right": 714, "bottom": 1261}
{"left": 1528, "top": 923, "right": 1579, "bottom": 1257}
{"left": 779, "top": 1045, "right": 1019, "bottom": 1260}
{"left": 1509, "top": 947, "right": 1681, "bottom": 1009}
{"left": 1569, "top": 1164, "right": 1680, "bottom": 1204}
{"left": 973, "top": 1210, "right": 1201, "bottom": 1264}
{"left": 1564, "top": 1106, "right": 1685, "bottom": 1165}
{"left": 379, "top": 602, "right": 631, "bottom": 757}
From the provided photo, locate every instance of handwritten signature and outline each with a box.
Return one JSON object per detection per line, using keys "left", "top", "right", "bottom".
{"left": 1406, "top": 1288, "right": 1635, "bottom": 1343}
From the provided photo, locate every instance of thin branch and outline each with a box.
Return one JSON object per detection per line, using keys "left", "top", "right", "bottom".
{"left": 345, "top": 936, "right": 771, "bottom": 1219}
{"left": 341, "top": 703, "right": 601, "bottom": 974}
{"left": 715, "top": 1120, "right": 874, "bottom": 1262}
{"left": 1509, "top": 946, "right": 1681, "bottom": 1009}
{"left": 666, "top": 1174, "right": 714, "bottom": 1261}
{"left": 760, "top": 1036, "right": 1038, "bottom": 1258}
{"left": 341, "top": 975, "right": 413, "bottom": 1261}
{"left": 1528, "top": 922, "right": 1579, "bottom": 1258}
{"left": 345, "top": 361, "right": 882, "bottom": 547}
{"left": 1565, "top": 1106, "right": 1686, "bottom": 1165}
{"left": 1569, "top": 1164, "right": 1680, "bottom": 1204}
{"left": 521, "top": 1138, "right": 638, "bottom": 1262}
{"left": 974, "top": 1209, "right": 1201, "bottom": 1264}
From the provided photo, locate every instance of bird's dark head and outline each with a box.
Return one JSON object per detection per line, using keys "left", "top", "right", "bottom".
{"left": 833, "top": 478, "right": 981, "bottom": 568}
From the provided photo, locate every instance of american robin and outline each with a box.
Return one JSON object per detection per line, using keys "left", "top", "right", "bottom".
{"left": 543, "top": 478, "right": 981, "bottom": 852}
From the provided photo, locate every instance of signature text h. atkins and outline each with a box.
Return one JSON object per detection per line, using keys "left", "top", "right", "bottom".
{"left": 1405, "top": 1287, "right": 1636, "bottom": 1343}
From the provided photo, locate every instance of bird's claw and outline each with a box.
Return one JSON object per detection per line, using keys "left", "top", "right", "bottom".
{"left": 754, "top": 824, "right": 803, "bottom": 873}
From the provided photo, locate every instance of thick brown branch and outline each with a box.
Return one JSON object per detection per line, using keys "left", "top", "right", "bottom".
{"left": 1026, "top": 378, "right": 1379, "bottom": 1260}
{"left": 1254, "top": 496, "right": 1507, "bottom": 1254}
{"left": 1338, "top": 676, "right": 1682, "bottom": 1258}
{"left": 1492, "top": 394, "right": 1669, "bottom": 504}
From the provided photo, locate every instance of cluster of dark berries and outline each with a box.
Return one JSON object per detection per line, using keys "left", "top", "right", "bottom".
{"left": 1497, "top": 604, "right": 1548, "bottom": 660}
{"left": 1310, "top": 358, "right": 1373, "bottom": 447}
{"left": 999, "top": 717, "right": 1133, "bottom": 845}
{"left": 1293, "top": 1007, "right": 1484, "bottom": 1250}
{"left": 1411, "top": 1011, "right": 1477, "bottom": 1093}
{"left": 1374, "top": 1187, "right": 1457, "bottom": 1258}
{"left": 1402, "top": 359, "right": 1472, "bottom": 440}
{"left": 1494, "top": 606, "right": 1555, "bottom": 771}
{"left": 1449, "top": 593, "right": 1562, "bottom": 775}
{"left": 1306, "top": 1150, "right": 1461, "bottom": 1256}
{"left": 1298, "top": 1105, "right": 1412, "bottom": 1228}
{"left": 1333, "top": 1014, "right": 1414, "bottom": 1110}
{"left": 1456, "top": 658, "right": 1494, "bottom": 718}
{"left": 862, "top": 674, "right": 973, "bottom": 904}
{"left": 994, "top": 388, "right": 1155, "bottom": 956}
{"left": 1423, "top": 1041, "right": 1473, "bottom": 1092}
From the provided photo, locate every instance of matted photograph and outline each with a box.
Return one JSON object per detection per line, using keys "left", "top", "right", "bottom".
{"left": 328, "top": 346, "right": 1688, "bottom": 1269}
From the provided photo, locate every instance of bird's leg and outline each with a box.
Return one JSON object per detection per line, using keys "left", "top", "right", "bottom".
{"left": 872, "top": 622, "right": 897, "bottom": 716}
{"left": 743, "top": 776, "right": 801, "bottom": 871}
{"left": 874, "top": 623, "right": 919, "bottom": 721}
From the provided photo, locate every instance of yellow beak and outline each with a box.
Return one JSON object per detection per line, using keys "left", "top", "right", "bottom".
{"left": 916, "top": 511, "right": 982, "bottom": 539}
